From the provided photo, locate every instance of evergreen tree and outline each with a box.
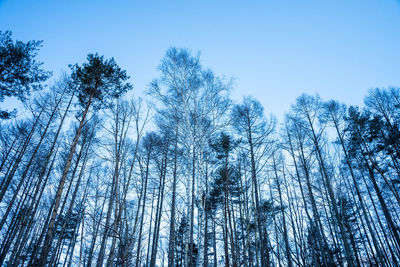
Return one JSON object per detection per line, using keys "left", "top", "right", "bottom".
{"left": 0, "top": 31, "right": 51, "bottom": 119}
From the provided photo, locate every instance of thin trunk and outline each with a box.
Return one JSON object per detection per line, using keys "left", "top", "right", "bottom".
{"left": 38, "top": 92, "right": 93, "bottom": 266}
{"left": 0, "top": 90, "right": 66, "bottom": 234}
{"left": 212, "top": 218, "right": 217, "bottom": 267}
{"left": 203, "top": 161, "right": 209, "bottom": 267}
{"left": 0, "top": 100, "right": 48, "bottom": 204}
{"left": 247, "top": 124, "right": 268, "bottom": 267}
{"left": 168, "top": 124, "right": 179, "bottom": 267}
{"left": 288, "top": 124, "right": 332, "bottom": 266}
{"left": 135, "top": 152, "right": 151, "bottom": 267}
{"left": 272, "top": 155, "right": 293, "bottom": 267}
{"left": 304, "top": 111, "right": 355, "bottom": 267}
{"left": 150, "top": 151, "right": 168, "bottom": 267}
{"left": 86, "top": 182, "right": 110, "bottom": 267}
{"left": 189, "top": 145, "right": 195, "bottom": 267}
{"left": 146, "top": 190, "right": 156, "bottom": 266}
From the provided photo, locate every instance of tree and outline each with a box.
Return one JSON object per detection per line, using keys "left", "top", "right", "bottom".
{"left": 2, "top": 43, "right": 400, "bottom": 266}
{"left": 322, "top": 99, "right": 386, "bottom": 265}
{"left": 134, "top": 132, "right": 159, "bottom": 267}
{"left": 0, "top": 31, "right": 51, "bottom": 119}
{"left": 345, "top": 106, "right": 400, "bottom": 254}
{"left": 209, "top": 132, "right": 240, "bottom": 267}
{"left": 149, "top": 47, "right": 231, "bottom": 267}
{"left": 232, "top": 96, "right": 275, "bottom": 267}
{"left": 291, "top": 94, "right": 356, "bottom": 267}
{"left": 36, "top": 53, "right": 132, "bottom": 266}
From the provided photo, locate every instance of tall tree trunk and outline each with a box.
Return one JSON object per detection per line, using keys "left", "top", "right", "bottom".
{"left": 247, "top": 122, "right": 269, "bottom": 267}
{"left": 272, "top": 155, "right": 293, "bottom": 267}
{"left": 189, "top": 145, "right": 196, "bottom": 267}
{"left": 150, "top": 150, "right": 168, "bottom": 267}
{"left": 38, "top": 92, "right": 93, "bottom": 266}
{"left": 203, "top": 160, "right": 209, "bottom": 267}
{"left": 168, "top": 124, "right": 179, "bottom": 267}
{"left": 135, "top": 152, "right": 151, "bottom": 267}
{"left": 86, "top": 180, "right": 110, "bottom": 267}
{"left": 287, "top": 123, "right": 332, "bottom": 266}
{"left": 146, "top": 190, "right": 156, "bottom": 266}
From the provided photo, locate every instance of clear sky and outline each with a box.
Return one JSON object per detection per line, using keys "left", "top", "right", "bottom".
{"left": 1, "top": 0, "right": 400, "bottom": 118}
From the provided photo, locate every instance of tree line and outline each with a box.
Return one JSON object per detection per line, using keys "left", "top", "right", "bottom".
{"left": 1, "top": 31, "right": 400, "bottom": 266}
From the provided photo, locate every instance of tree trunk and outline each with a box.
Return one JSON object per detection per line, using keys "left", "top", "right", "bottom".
{"left": 247, "top": 122, "right": 269, "bottom": 267}
{"left": 38, "top": 92, "right": 93, "bottom": 266}
{"left": 135, "top": 151, "right": 151, "bottom": 267}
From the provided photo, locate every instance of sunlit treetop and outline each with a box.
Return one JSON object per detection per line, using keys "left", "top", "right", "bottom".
{"left": 69, "top": 53, "right": 133, "bottom": 110}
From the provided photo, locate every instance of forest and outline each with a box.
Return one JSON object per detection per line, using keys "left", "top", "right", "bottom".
{"left": 1, "top": 31, "right": 400, "bottom": 267}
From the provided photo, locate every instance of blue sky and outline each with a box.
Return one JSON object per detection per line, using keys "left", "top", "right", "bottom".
{"left": 1, "top": 0, "right": 400, "bottom": 118}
